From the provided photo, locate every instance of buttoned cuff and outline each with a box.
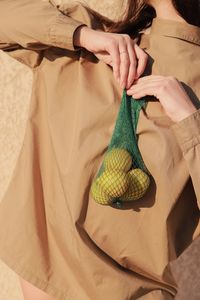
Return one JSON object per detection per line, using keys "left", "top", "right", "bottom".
{"left": 48, "top": 11, "right": 85, "bottom": 51}
{"left": 172, "top": 109, "right": 200, "bottom": 154}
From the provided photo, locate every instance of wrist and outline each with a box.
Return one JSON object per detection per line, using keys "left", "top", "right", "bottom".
{"left": 174, "top": 106, "right": 197, "bottom": 123}
{"left": 73, "top": 25, "right": 92, "bottom": 48}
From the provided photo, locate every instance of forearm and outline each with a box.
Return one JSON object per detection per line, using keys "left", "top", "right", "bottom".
{"left": 172, "top": 109, "right": 200, "bottom": 205}
{"left": 0, "top": 0, "right": 85, "bottom": 51}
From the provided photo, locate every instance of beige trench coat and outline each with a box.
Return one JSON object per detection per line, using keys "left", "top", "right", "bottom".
{"left": 0, "top": 1, "right": 199, "bottom": 299}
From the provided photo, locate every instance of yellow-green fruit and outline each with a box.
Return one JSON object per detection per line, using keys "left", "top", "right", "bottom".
{"left": 104, "top": 148, "right": 132, "bottom": 172}
{"left": 91, "top": 181, "right": 112, "bottom": 205}
{"left": 97, "top": 170, "right": 129, "bottom": 198}
{"left": 121, "top": 169, "right": 150, "bottom": 201}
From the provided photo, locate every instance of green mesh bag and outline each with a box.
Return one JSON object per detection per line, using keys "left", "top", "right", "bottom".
{"left": 90, "top": 90, "right": 151, "bottom": 208}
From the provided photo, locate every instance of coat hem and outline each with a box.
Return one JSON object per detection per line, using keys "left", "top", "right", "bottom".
{"left": 0, "top": 253, "right": 80, "bottom": 300}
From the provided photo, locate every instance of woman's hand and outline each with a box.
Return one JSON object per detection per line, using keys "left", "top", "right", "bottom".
{"left": 73, "top": 26, "right": 148, "bottom": 89}
{"left": 126, "top": 75, "right": 197, "bottom": 123}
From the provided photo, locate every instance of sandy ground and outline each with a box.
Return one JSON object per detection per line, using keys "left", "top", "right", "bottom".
{"left": 0, "top": 1, "right": 124, "bottom": 299}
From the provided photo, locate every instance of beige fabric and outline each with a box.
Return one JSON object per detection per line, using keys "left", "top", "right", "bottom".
{"left": 52, "top": 0, "right": 126, "bottom": 19}
{"left": 0, "top": 46, "right": 32, "bottom": 300}
{"left": 0, "top": 1, "right": 123, "bottom": 299}
{"left": 0, "top": 2, "right": 199, "bottom": 300}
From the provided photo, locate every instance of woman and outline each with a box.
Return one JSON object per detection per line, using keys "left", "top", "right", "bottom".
{"left": 0, "top": 2, "right": 148, "bottom": 300}
{"left": 0, "top": 1, "right": 199, "bottom": 300}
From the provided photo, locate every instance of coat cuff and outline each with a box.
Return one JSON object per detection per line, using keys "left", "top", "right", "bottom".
{"left": 171, "top": 109, "right": 200, "bottom": 153}
{"left": 48, "top": 11, "right": 85, "bottom": 51}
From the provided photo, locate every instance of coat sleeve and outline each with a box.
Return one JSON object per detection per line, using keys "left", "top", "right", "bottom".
{"left": 0, "top": 0, "right": 88, "bottom": 52}
{"left": 172, "top": 108, "right": 200, "bottom": 207}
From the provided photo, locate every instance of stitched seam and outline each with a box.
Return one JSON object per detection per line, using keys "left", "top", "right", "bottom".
{"left": 182, "top": 135, "right": 200, "bottom": 154}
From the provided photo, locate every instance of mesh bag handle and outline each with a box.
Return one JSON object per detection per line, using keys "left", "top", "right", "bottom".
{"left": 97, "top": 90, "right": 148, "bottom": 178}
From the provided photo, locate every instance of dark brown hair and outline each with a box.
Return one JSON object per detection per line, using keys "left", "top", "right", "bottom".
{"left": 86, "top": 0, "right": 200, "bottom": 37}
{"left": 85, "top": 1, "right": 155, "bottom": 37}
{"left": 104, "top": 1, "right": 155, "bottom": 35}
{"left": 172, "top": 0, "right": 200, "bottom": 27}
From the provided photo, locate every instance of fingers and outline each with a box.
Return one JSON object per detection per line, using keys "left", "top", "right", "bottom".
{"left": 119, "top": 42, "right": 130, "bottom": 89}
{"left": 126, "top": 75, "right": 181, "bottom": 100}
{"left": 107, "top": 40, "right": 121, "bottom": 83}
{"left": 106, "top": 35, "right": 138, "bottom": 89}
{"left": 127, "top": 75, "right": 166, "bottom": 98}
{"left": 134, "top": 44, "right": 148, "bottom": 79}
{"left": 134, "top": 75, "right": 163, "bottom": 83}
{"left": 119, "top": 35, "right": 139, "bottom": 89}
{"left": 117, "top": 37, "right": 148, "bottom": 89}
{"left": 126, "top": 40, "right": 137, "bottom": 89}
{"left": 127, "top": 75, "right": 179, "bottom": 98}
{"left": 80, "top": 29, "right": 148, "bottom": 88}
{"left": 106, "top": 34, "right": 149, "bottom": 89}
{"left": 127, "top": 81, "right": 161, "bottom": 99}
